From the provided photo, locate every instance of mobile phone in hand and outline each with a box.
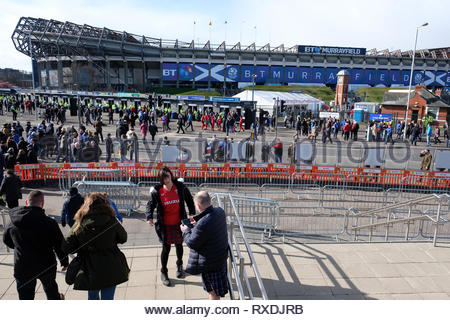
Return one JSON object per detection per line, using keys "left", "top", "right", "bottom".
{"left": 181, "top": 218, "right": 193, "bottom": 228}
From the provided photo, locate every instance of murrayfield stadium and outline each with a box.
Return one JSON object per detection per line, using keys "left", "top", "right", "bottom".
{"left": 12, "top": 16, "right": 450, "bottom": 93}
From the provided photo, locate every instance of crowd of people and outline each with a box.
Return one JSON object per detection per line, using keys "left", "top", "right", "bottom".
{"left": 289, "top": 115, "right": 360, "bottom": 143}
{"left": 367, "top": 119, "right": 450, "bottom": 147}
{"left": 1, "top": 94, "right": 450, "bottom": 170}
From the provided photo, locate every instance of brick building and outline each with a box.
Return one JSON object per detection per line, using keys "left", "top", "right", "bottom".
{"left": 381, "top": 85, "right": 450, "bottom": 125}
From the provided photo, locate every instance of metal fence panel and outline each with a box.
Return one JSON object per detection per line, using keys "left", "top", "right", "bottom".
{"left": 59, "top": 169, "right": 123, "bottom": 193}
{"left": 73, "top": 181, "right": 140, "bottom": 216}
{"left": 0, "top": 206, "right": 11, "bottom": 253}
{"left": 277, "top": 206, "right": 347, "bottom": 240}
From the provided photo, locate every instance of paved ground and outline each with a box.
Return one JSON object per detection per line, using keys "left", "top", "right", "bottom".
{"left": 1, "top": 242, "right": 450, "bottom": 300}
{"left": 1, "top": 187, "right": 450, "bottom": 300}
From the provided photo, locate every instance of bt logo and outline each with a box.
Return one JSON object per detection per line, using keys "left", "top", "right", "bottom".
{"left": 163, "top": 69, "right": 176, "bottom": 77}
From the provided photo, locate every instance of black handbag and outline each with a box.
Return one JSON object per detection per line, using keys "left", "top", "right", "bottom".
{"left": 65, "top": 256, "right": 82, "bottom": 285}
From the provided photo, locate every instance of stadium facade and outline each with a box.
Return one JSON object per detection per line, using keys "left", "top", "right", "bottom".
{"left": 12, "top": 17, "right": 450, "bottom": 93}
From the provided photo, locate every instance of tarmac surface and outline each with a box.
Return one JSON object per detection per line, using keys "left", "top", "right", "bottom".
{"left": 1, "top": 109, "right": 448, "bottom": 169}
{"left": 2, "top": 240, "right": 450, "bottom": 300}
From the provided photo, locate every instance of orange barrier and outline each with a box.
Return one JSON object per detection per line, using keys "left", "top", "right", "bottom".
{"left": 65, "top": 162, "right": 90, "bottom": 169}
{"left": 42, "top": 163, "right": 65, "bottom": 180}
{"left": 14, "top": 162, "right": 450, "bottom": 190}
{"left": 159, "top": 163, "right": 182, "bottom": 178}
{"left": 356, "top": 168, "right": 384, "bottom": 184}
{"left": 15, "top": 164, "right": 41, "bottom": 181}
{"left": 136, "top": 162, "right": 161, "bottom": 180}
{"left": 381, "top": 169, "right": 406, "bottom": 186}
{"left": 228, "top": 163, "right": 249, "bottom": 177}
{"left": 269, "top": 164, "right": 291, "bottom": 181}
{"left": 336, "top": 167, "right": 358, "bottom": 183}
{"left": 182, "top": 163, "right": 206, "bottom": 180}
{"left": 116, "top": 162, "right": 138, "bottom": 179}
{"left": 432, "top": 173, "right": 450, "bottom": 189}
{"left": 205, "top": 162, "right": 226, "bottom": 172}
{"left": 247, "top": 163, "right": 270, "bottom": 178}
{"left": 292, "top": 165, "right": 316, "bottom": 183}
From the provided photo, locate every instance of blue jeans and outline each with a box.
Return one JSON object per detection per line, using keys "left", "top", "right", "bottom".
{"left": 447, "top": 138, "right": 450, "bottom": 148}
{"left": 384, "top": 134, "right": 392, "bottom": 144}
{"left": 88, "top": 286, "right": 116, "bottom": 300}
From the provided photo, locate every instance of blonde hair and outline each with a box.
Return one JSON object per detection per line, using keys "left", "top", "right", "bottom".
{"left": 73, "top": 192, "right": 115, "bottom": 232}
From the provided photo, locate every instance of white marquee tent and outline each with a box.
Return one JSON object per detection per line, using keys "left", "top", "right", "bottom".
{"left": 233, "top": 90, "right": 324, "bottom": 115}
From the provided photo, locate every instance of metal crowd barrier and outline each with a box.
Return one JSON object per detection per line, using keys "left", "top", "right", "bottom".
{"left": 213, "top": 193, "right": 280, "bottom": 239}
{"left": 212, "top": 193, "right": 268, "bottom": 300}
{"left": 0, "top": 205, "right": 11, "bottom": 253}
{"left": 59, "top": 168, "right": 124, "bottom": 193}
{"left": 347, "top": 194, "right": 450, "bottom": 246}
{"left": 276, "top": 206, "right": 348, "bottom": 241}
{"left": 72, "top": 181, "right": 140, "bottom": 216}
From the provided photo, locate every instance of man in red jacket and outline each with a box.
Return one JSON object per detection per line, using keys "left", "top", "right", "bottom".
{"left": 343, "top": 121, "right": 351, "bottom": 141}
{"left": 272, "top": 139, "right": 283, "bottom": 163}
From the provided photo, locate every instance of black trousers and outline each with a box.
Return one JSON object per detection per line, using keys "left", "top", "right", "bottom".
{"left": 7, "top": 199, "right": 19, "bottom": 209}
{"left": 160, "top": 243, "right": 183, "bottom": 274}
{"left": 16, "top": 268, "right": 61, "bottom": 300}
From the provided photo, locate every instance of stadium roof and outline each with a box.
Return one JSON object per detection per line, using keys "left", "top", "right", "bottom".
{"left": 12, "top": 17, "right": 449, "bottom": 60}
{"left": 366, "top": 47, "right": 449, "bottom": 59}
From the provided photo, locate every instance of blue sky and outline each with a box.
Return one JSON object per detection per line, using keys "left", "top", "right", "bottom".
{"left": 1, "top": 0, "right": 449, "bottom": 71}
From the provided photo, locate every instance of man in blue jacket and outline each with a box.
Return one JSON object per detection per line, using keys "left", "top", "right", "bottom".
{"left": 181, "top": 191, "right": 229, "bottom": 300}
{"left": 61, "top": 187, "right": 84, "bottom": 228}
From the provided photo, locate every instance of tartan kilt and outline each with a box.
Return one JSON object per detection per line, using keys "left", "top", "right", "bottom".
{"left": 201, "top": 264, "right": 229, "bottom": 297}
{"left": 164, "top": 224, "right": 183, "bottom": 245}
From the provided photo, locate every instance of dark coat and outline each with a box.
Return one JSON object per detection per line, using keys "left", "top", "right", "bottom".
{"left": 4, "top": 153, "right": 16, "bottom": 169}
{"left": 2, "top": 206, "right": 69, "bottom": 279}
{"left": 105, "top": 137, "right": 113, "bottom": 154}
{"left": 61, "top": 193, "right": 84, "bottom": 227}
{"left": 411, "top": 126, "right": 420, "bottom": 137}
{"left": 0, "top": 173, "right": 22, "bottom": 202}
{"left": 183, "top": 205, "right": 228, "bottom": 275}
{"left": 0, "top": 151, "right": 4, "bottom": 171}
{"left": 145, "top": 180, "right": 195, "bottom": 243}
{"left": 62, "top": 211, "right": 129, "bottom": 290}
{"left": 26, "top": 149, "right": 38, "bottom": 164}
{"left": 148, "top": 123, "right": 158, "bottom": 136}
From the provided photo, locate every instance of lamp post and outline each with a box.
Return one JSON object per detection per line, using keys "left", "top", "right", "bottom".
{"left": 28, "top": 33, "right": 39, "bottom": 121}
{"left": 74, "top": 83, "right": 81, "bottom": 128}
{"left": 251, "top": 74, "right": 257, "bottom": 163}
{"left": 251, "top": 74, "right": 257, "bottom": 140}
{"left": 404, "top": 22, "right": 428, "bottom": 141}
{"left": 273, "top": 97, "right": 279, "bottom": 140}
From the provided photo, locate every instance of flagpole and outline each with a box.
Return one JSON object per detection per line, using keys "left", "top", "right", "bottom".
{"left": 209, "top": 21, "right": 212, "bottom": 43}
{"left": 193, "top": 21, "right": 196, "bottom": 45}
{"left": 224, "top": 21, "right": 228, "bottom": 44}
